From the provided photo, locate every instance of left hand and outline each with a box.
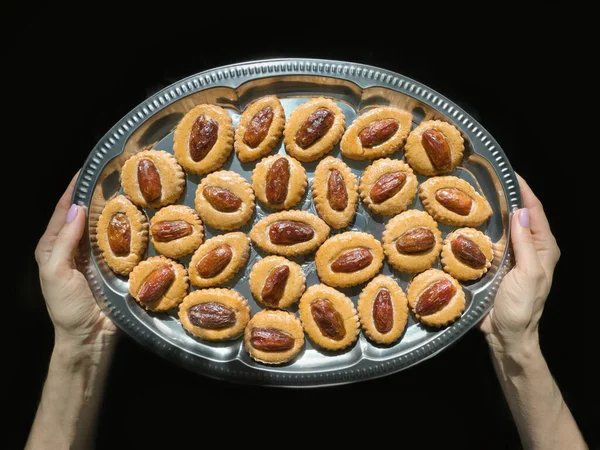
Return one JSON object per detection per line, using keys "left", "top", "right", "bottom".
{"left": 35, "top": 172, "right": 118, "bottom": 352}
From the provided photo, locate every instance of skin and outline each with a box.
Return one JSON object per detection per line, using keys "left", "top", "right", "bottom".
{"left": 27, "top": 173, "right": 587, "bottom": 449}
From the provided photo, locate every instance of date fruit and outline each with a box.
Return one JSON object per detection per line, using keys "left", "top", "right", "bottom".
{"left": 151, "top": 220, "right": 193, "bottom": 242}
{"left": 137, "top": 159, "right": 162, "bottom": 202}
{"left": 451, "top": 235, "right": 487, "bottom": 269}
{"left": 137, "top": 264, "right": 175, "bottom": 304}
{"left": 370, "top": 172, "right": 407, "bottom": 204}
{"left": 108, "top": 213, "right": 131, "bottom": 256}
{"left": 295, "top": 108, "right": 335, "bottom": 148}
{"left": 188, "top": 302, "right": 236, "bottom": 329}
{"left": 395, "top": 227, "right": 436, "bottom": 254}
{"left": 203, "top": 186, "right": 242, "bottom": 212}
{"left": 189, "top": 114, "right": 219, "bottom": 161}
{"left": 327, "top": 169, "right": 348, "bottom": 211}
{"left": 359, "top": 119, "right": 399, "bottom": 147}
{"left": 435, "top": 188, "right": 473, "bottom": 216}
{"left": 422, "top": 128, "right": 451, "bottom": 170}
{"left": 373, "top": 289, "right": 393, "bottom": 334}
{"left": 310, "top": 299, "right": 346, "bottom": 341}
{"left": 265, "top": 158, "right": 290, "bottom": 204}
{"left": 196, "top": 244, "right": 233, "bottom": 278}
{"left": 415, "top": 279, "right": 456, "bottom": 316}
{"left": 250, "top": 327, "right": 295, "bottom": 352}
{"left": 330, "top": 248, "right": 373, "bottom": 273}
{"left": 261, "top": 265, "right": 290, "bottom": 306}
{"left": 243, "top": 106, "right": 274, "bottom": 148}
{"left": 269, "top": 221, "right": 314, "bottom": 245}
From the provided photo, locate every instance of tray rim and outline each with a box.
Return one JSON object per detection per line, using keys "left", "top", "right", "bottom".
{"left": 73, "top": 58, "right": 521, "bottom": 387}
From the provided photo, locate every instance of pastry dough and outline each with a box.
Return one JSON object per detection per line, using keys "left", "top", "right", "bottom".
{"left": 359, "top": 159, "right": 418, "bottom": 216}
{"left": 195, "top": 170, "right": 255, "bottom": 231}
{"left": 441, "top": 228, "right": 493, "bottom": 281}
{"left": 235, "top": 96, "right": 286, "bottom": 162}
{"left": 340, "top": 107, "right": 413, "bottom": 160}
{"left": 251, "top": 154, "right": 307, "bottom": 210}
{"left": 244, "top": 310, "right": 305, "bottom": 364}
{"left": 249, "top": 256, "right": 305, "bottom": 309}
{"left": 311, "top": 156, "right": 358, "bottom": 229}
{"left": 149, "top": 205, "right": 203, "bottom": 259}
{"left": 283, "top": 97, "right": 345, "bottom": 162}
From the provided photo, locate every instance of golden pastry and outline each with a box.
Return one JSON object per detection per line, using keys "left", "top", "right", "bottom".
{"left": 249, "top": 256, "right": 305, "bottom": 309}
{"left": 357, "top": 275, "right": 408, "bottom": 345}
{"left": 250, "top": 210, "right": 330, "bottom": 257}
{"left": 244, "top": 310, "right": 305, "bottom": 364}
{"left": 340, "top": 107, "right": 413, "bottom": 160}
{"left": 173, "top": 104, "right": 234, "bottom": 175}
{"left": 311, "top": 156, "right": 358, "bottom": 229}
{"left": 178, "top": 288, "right": 250, "bottom": 341}
{"left": 283, "top": 97, "right": 345, "bottom": 162}
{"left": 441, "top": 228, "right": 493, "bottom": 281}
{"left": 120, "top": 149, "right": 185, "bottom": 209}
{"left": 359, "top": 158, "right": 418, "bottom": 216}
{"left": 419, "top": 176, "right": 492, "bottom": 226}
{"left": 404, "top": 120, "right": 464, "bottom": 176}
{"left": 382, "top": 210, "right": 443, "bottom": 273}
{"left": 195, "top": 170, "right": 255, "bottom": 231}
{"left": 235, "top": 96, "right": 286, "bottom": 162}
{"left": 298, "top": 284, "right": 359, "bottom": 351}
{"left": 149, "top": 205, "right": 203, "bottom": 259}
{"left": 407, "top": 269, "right": 465, "bottom": 327}
{"left": 96, "top": 195, "right": 148, "bottom": 275}
{"left": 188, "top": 232, "right": 250, "bottom": 288}
{"left": 128, "top": 256, "right": 188, "bottom": 312}
{"left": 251, "top": 154, "right": 307, "bottom": 210}
{"left": 315, "top": 232, "right": 384, "bottom": 288}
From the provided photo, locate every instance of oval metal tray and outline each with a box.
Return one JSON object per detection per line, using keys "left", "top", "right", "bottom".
{"left": 74, "top": 58, "right": 521, "bottom": 387}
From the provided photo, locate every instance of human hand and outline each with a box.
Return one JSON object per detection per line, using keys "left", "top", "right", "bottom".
{"left": 35, "top": 172, "right": 118, "bottom": 353}
{"left": 479, "top": 174, "right": 560, "bottom": 357}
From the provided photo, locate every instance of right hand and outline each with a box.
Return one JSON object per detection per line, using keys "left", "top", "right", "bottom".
{"left": 479, "top": 175, "right": 561, "bottom": 356}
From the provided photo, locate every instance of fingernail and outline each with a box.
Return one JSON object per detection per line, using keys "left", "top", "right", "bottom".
{"left": 519, "top": 208, "right": 529, "bottom": 228}
{"left": 66, "top": 204, "right": 78, "bottom": 223}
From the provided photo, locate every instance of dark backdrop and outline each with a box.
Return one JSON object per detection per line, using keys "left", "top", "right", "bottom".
{"left": 8, "top": 7, "right": 591, "bottom": 450}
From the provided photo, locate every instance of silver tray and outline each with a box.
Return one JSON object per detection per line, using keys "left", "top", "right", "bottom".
{"left": 74, "top": 58, "right": 521, "bottom": 387}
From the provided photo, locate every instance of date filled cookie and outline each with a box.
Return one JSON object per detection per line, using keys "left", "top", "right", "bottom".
{"left": 315, "top": 232, "right": 384, "bottom": 288}
{"left": 283, "top": 97, "right": 346, "bottom": 162}
{"left": 195, "top": 170, "right": 255, "bottom": 231}
{"left": 235, "top": 96, "right": 286, "bottom": 162}
{"left": 128, "top": 256, "right": 189, "bottom": 312}
{"left": 441, "top": 228, "right": 493, "bottom": 281}
{"left": 249, "top": 256, "right": 306, "bottom": 309}
{"left": 407, "top": 269, "right": 465, "bottom": 327}
{"left": 298, "top": 284, "right": 359, "bottom": 351}
{"left": 357, "top": 275, "right": 408, "bottom": 345}
{"left": 359, "top": 159, "right": 418, "bottom": 216}
{"left": 173, "top": 104, "right": 234, "bottom": 175}
{"left": 251, "top": 154, "right": 307, "bottom": 210}
{"left": 419, "top": 176, "right": 492, "bottom": 226}
{"left": 382, "top": 210, "right": 443, "bottom": 273}
{"left": 120, "top": 150, "right": 185, "bottom": 209}
{"left": 340, "top": 107, "right": 413, "bottom": 160}
{"left": 404, "top": 120, "right": 464, "bottom": 176}
{"left": 96, "top": 195, "right": 148, "bottom": 275}
{"left": 244, "top": 310, "right": 305, "bottom": 364}
{"left": 250, "top": 210, "right": 330, "bottom": 257}
{"left": 178, "top": 288, "right": 250, "bottom": 341}
{"left": 189, "top": 232, "right": 250, "bottom": 288}
{"left": 150, "top": 205, "right": 203, "bottom": 259}
{"left": 311, "top": 156, "right": 358, "bottom": 229}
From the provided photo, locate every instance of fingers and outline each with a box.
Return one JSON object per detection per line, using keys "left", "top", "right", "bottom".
{"left": 510, "top": 209, "right": 544, "bottom": 281}
{"left": 47, "top": 204, "right": 86, "bottom": 271}
{"left": 35, "top": 171, "right": 81, "bottom": 265}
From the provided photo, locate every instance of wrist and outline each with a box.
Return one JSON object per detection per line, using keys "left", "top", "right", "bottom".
{"left": 488, "top": 336, "right": 544, "bottom": 374}
{"left": 54, "top": 330, "right": 116, "bottom": 368}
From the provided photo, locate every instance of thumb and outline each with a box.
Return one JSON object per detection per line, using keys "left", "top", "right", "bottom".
{"left": 511, "top": 208, "right": 541, "bottom": 275}
{"left": 48, "top": 204, "right": 86, "bottom": 269}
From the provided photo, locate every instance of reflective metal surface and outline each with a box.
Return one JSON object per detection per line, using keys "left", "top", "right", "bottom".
{"left": 74, "top": 59, "right": 521, "bottom": 386}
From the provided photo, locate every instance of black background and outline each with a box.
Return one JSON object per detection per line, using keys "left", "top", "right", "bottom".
{"left": 8, "top": 6, "right": 592, "bottom": 450}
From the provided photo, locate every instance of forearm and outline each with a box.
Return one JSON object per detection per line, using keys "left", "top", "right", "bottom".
{"left": 26, "top": 337, "right": 115, "bottom": 450}
{"left": 490, "top": 342, "right": 587, "bottom": 450}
